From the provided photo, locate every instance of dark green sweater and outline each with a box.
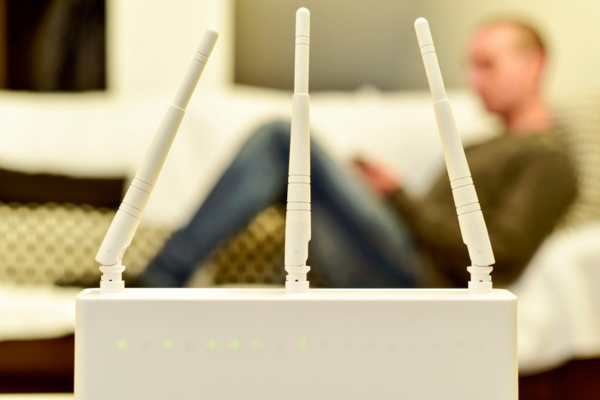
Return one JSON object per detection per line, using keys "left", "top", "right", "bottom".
{"left": 389, "top": 132, "right": 577, "bottom": 288}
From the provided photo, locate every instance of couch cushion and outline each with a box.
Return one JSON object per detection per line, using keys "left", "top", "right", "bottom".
{"left": 0, "top": 202, "right": 171, "bottom": 286}
{"left": 553, "top": 92, "right": 600, "bottom": 227}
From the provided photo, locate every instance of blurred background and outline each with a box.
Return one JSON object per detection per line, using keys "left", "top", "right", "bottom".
{"left": 0, "top": 0, "right": 599, "bottom": 97}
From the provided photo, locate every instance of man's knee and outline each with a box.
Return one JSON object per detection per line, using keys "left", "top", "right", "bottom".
{"left": 249, "top": 119, "right": 292, "bottom": 146}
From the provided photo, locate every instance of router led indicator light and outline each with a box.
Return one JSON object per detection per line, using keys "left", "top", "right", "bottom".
{"left": 229, "top": 339, "right": 241, "bottom": 351}
{"left": 116, "top": 339, "right": 128, "bottom": 351}
{"left": 296, "top": 339, "right": 309, "bottom": 351}
{"left": 161, "top": 338, "right": 174, "bottom": 351}
{"left": 251, "top": 339, "right": 264, "bottom": 351}
{"left": 206, "top": 339, "right": 218, "bottom": 351}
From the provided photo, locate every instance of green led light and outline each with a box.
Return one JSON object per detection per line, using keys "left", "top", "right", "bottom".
{"left": 229, "top": 339, "right": 241, "bottom": 351}
{"left": 116, "top": 339, "right": 128, "bottom": 351}
{"left": 296, "top": 339, "right": 309, "bottom": 352}
{"left": 206, "top": 339, "right": 218, "bottom": 351}
{"left": 251, "top": 339, "right": 264, "bottom": 351}
{"left": 161, "top": 338, "right": 174, "bottom": 351}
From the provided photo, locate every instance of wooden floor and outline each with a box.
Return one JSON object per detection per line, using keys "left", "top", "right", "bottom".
{"left": 0, "top": 336, "right": 74, "bottom": 393}
{"left": 520, "top": 358, "right": 600, "bottom": 400}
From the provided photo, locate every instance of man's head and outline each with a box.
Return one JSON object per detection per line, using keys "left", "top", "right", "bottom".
{"left": 467, "top": 21, "right": 547, "bottom": 119}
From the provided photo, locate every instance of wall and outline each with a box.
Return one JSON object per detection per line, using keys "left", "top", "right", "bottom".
{"left": 421, "top": 0, "right": 600, "bottom": 98}
{"left": 106, "top": 0, "right": 233, "bottom": 94}
{"left": 78, "top": 0, "right": 600, "bottom": 98}
{"left": 234, "top": 0, "right": 430, "bottom": 91}
{"left": 234, "top": 0, "right": 600, "bottom": 97}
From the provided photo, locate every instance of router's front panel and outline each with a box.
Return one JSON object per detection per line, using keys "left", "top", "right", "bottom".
{"left": 75, "top": 289, "right": 517, "bottom": 399}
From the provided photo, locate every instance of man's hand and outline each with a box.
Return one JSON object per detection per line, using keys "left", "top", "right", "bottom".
{"left": 353, "top": 158, "right": 401, "bottom": 197}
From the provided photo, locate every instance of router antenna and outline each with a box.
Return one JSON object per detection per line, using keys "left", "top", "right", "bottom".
{"left": 96, "top": 28, "right": 219, "bottom": 294}
{"left": 285, "top": 7, "right": 311, "bottom": 294}
{"left": 414, "top": 18, "right": 495, "bottom": 293}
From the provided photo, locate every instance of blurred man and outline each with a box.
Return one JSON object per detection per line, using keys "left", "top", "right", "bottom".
{"left": 136, "top": 21, "right": 576, "bottom": 288}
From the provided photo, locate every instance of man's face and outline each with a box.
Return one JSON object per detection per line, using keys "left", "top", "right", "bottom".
{"left": 467, "top": 25, "right": 540, "bottom": 116}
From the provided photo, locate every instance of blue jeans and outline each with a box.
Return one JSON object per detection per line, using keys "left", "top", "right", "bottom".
{"left": 140, "top": 120, "right": 423, "bottom": 288}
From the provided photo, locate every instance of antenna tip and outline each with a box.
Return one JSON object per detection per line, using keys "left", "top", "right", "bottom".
{"left": 206, "top": 27, "right": 220, "bottom": 37}
{"left": 297, "top": 7, "right": 310, "bottom": 17}
{"left": 414, "top": 17, "right": 428, "bottom": 28}
{"left": 414, "top": 18, "right": 433, "bottom": 48}
{"left": 296, "top": 8, "right": 310, "bottom": 37}
{"left": 197, "top": 27, "right": 219, "bottom": 56}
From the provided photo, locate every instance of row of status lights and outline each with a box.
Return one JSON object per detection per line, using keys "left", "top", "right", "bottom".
{"left": 115, "top": 338, "right": 310, "bottom": 352}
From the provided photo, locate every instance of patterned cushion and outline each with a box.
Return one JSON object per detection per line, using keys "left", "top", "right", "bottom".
{"left": 209, "top": 205, "right": 286, "bottom": 285}
{"left": 0, "top": 201, "right": 303, "bottom": 287}
{"left": 553, "top": 93, "right": 600, "bottom": 227}
{"left": 203, "top": 204, "right": 325, "bottom": 287}
{"left": 0, "top": 202, "right": 171, "bottom": 286}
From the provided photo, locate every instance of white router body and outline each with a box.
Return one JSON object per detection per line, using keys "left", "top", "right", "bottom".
{"left": 75, "top": 13, "right": 518, "bottom": 400}
{"left": 75, "top": 288, "right": 516, "bottom": 399}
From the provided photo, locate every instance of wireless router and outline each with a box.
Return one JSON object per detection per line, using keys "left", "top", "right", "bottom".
{"left": 75, "top": 12, "right": 517, "bottom": 399}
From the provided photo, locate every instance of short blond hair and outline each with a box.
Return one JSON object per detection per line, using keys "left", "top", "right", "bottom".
{"left": 479, "top": 18, "right": 547, "bottom": 58}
